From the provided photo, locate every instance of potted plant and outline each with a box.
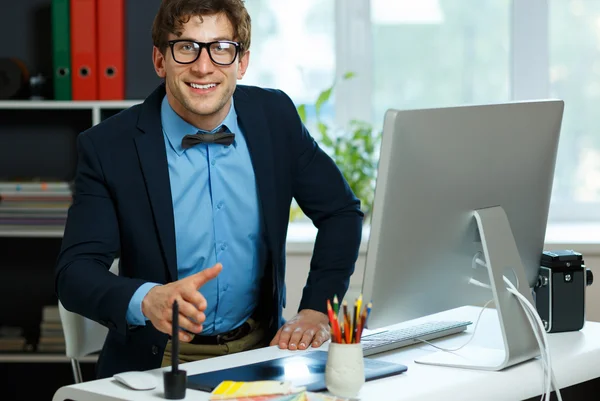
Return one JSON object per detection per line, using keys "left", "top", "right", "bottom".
{"left": 291, "top": 73, "right": 382, "bottom": 224}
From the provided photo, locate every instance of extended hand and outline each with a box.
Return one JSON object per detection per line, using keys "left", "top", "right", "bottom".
{"left": 270, "top": 309, "right": 330, "bottom": 350}
{"left": 141, "top": 263, "right": 222, "bottom": 343}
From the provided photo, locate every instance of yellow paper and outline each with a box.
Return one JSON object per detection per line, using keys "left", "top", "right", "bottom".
{"left": 210, "top": 380, "right": 298, "bottom": 400}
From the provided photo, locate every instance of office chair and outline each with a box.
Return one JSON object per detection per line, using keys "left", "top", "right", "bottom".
{"left": 58, "top": 259, "right": 119, "bottom": 383}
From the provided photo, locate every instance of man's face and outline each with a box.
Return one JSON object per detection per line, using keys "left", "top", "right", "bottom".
{"left": 152, "top": 13, "right": 249, "bottom": 129}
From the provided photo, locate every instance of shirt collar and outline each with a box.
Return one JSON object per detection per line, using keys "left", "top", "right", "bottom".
{"left": 161, "top": 95, "right": 239, "bottom": 156}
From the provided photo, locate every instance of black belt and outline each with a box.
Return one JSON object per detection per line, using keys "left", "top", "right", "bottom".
{"left": 189, "top": 321, "right": 252, "bottom": 345}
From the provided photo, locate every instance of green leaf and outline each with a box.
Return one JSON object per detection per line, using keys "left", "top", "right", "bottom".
{"left": 342, "top": 71, "right": 356, "bottom": 80}
{"left": 315, "top": 87, "right": 334, "bottom": 118}
{"left": 317, "top": 122, "right": 329, "bottom": 140}
{"left": 297, "top": 104, "right": 307, "bottom": 124}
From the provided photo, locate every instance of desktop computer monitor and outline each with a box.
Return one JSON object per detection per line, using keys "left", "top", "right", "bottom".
{"left": 361, "top": 100, "right": 564, "bottom": 370}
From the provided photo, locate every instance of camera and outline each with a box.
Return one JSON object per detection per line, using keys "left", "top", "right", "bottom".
{"left": 534, "top": 250, "right": 594, "bottom": 333}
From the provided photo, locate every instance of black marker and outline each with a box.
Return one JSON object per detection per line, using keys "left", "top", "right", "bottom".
{"left": 172, "top": 300, "right": 179, "bottom": 373}
{"left": 164, "top": 300, "right": 186, "bottom": 399}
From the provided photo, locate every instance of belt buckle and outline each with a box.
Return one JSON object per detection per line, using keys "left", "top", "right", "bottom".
{"left": 216, "top": 329, "right": 236, "bottom": 344}
{"left": 215, "top": 334, "right": 224, "bottom": 345}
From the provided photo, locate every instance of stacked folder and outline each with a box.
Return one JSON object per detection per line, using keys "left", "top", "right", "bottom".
{"left": 51, "top": 0, "right": 125, "bottom": 101}
{"left": 0, "top": 181, "right": 72, "bottom": 229}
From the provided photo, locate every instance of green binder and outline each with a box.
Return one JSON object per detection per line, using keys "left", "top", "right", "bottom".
{"left": 51, "top": 0, "right": 71, "bottom": 100}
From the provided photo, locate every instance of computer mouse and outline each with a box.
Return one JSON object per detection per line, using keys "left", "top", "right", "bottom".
{"left": 113, "top": 371, "right": 157, "bottom": 390}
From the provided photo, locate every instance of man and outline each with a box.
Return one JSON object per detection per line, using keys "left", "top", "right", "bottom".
{"left": 55, "top": 0, "right": 362, "bottom": 378}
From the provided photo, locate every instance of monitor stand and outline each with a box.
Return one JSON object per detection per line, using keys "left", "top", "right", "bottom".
{"left": 414, "top": 206, "right": 540, "bottom": 371}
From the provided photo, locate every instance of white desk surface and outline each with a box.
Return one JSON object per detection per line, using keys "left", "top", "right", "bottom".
{"left": 53, "top": 306, "right": 600, "bottom": 401}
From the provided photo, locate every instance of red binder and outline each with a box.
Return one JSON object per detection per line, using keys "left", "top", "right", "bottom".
{"left": 97, "top": 0, "right": 125, "bottom": 100}
{"left": 70, "top": 0, "right": 97, "bottom": 100}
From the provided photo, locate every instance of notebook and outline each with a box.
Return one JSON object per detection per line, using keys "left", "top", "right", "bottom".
{"left": 187, "top": 350, "right": 407, "bottom": 392}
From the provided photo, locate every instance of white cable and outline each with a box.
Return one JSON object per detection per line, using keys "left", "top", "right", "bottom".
{"left": 427, "top": 257, "right": 563, "bottom": 401}
{"left": 506, "top": 286, "right": 552, "bottom": 400}
{"left": 504, "top": 277, "right": 562, "bottom": 401}
{"left": 474, "top": 256, "right": 557, "bottom": 399}
{"left": 504, "top": 283, "right": 551, "bottom": 400}
{"left": 415, "top": 297, "right": 495, "bottom": 352}
{"left": 467, "top": 276, "right": 562, "bottom": 401}
{"left": 475, "top": 257, "right": 519, "bottom": 288}
{"left": 470, "top": 279, "right": 548, "bottom": 395}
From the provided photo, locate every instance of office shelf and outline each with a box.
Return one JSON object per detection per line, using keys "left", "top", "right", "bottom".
{"left": 0, "top": 101, "right": 134, "bottom": 398}
{"left": 0, "top": 0, "right": 163, "bottom": 396}
{"left": 0, "top": 100, "right": 142, "bottom": 125}
{"left": 0, "top": 100, "right": 140, "bottom": 108}
{"left": 0, "top": 353, "right": 98, "bottom": 363}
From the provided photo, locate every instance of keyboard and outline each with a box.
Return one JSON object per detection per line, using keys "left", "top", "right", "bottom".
{"left": 361, "top": 320, "right": 473, "bottom": 356}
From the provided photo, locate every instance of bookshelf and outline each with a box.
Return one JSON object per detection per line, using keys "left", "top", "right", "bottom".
{"left": 0, "top": 100, "right": 142, "bottom": 332}
{"left": 0, "top": 100, "right": 139, "bottom": 399}
{"left": 0, "top": 100, "right": 141, "bottom": 241}
{"left": 0, "top": 0, "right": 161, "bottom": 397}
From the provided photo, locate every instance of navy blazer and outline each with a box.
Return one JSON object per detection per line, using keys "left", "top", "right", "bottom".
{"left": 55, "top": 83, "right": 363, "bottom": 378}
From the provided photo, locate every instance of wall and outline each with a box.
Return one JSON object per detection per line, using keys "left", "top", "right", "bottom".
{"left": 282, "top": 248, "right": 600, "bottom": 323}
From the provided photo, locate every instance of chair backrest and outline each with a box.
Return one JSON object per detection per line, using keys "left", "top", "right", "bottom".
{"left": 59, "top": 300, "right": 108, "bottom": 359}
{"left": 59, "top": 259, "right": 119, "bottom": 359}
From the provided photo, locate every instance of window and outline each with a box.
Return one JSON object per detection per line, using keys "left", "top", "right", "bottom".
{"left": 548, "top": 0, "right": 600, "bottom": 221}
{"left": 241, "top": 0, "right": 600, "bottom": 229}
{"left": 242, "top": 0, "right": 335, "bottom": 107}
{"left": 370, "top": 0, "right": 511, "bottom": 127}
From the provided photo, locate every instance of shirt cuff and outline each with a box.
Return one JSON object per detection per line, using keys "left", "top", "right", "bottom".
{"left": 126, "top": 282, "right": 160, "bottom": 326}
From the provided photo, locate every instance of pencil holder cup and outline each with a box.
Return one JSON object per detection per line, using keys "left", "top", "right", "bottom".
{"left": 325, "top": 342, "right": 365, "bottom": 398}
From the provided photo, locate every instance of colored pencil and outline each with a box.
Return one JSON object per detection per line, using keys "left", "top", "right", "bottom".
{"left": 333, "top": 294, "right": 339, "bottom": 317}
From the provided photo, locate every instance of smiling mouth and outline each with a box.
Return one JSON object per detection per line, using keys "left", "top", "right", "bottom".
{"left": 187, "top": 82, "right": 218, "bottom": 89}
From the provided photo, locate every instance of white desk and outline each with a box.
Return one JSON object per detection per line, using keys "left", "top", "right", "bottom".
{"left": 53, "top": 306, "right": 600, "bottom": 401}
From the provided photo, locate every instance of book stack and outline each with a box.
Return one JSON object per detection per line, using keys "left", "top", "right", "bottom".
{"left": 37, "top": 305, "right": 65, "bottom": 354}
{"left": 0, "top": 325, "right": 28, "bottom": 353}
{"left": 209, "top": 381, "right": 351, "bottom": 401}
{"left": 0, "top": 181, "right": 72, "bottom": 230}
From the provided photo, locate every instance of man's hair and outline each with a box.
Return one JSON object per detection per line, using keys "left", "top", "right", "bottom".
{"left": 152, "top": 0, "right": 251, "bottom": 55}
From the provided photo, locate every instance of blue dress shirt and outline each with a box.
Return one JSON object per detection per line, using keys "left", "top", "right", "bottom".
{"left": 126, "top": 95, "right": 267, "bottom": 335}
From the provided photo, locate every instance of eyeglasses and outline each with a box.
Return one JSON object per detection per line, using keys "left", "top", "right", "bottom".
{"left": 168, "top": 40, "right": 240, "bottom": 66}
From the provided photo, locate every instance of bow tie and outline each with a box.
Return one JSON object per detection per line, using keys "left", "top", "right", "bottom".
{"left": 181, "top": 127, "right": 235, "bottom": 149}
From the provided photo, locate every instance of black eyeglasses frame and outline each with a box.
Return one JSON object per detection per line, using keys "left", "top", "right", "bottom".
{"left": 167, "top": 40, "right": 241, "bottom": 66}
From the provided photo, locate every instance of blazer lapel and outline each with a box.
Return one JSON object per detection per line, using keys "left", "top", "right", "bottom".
{"left": 234, "top": 88, "right": 278, "bottom": 253}
{"left": 134, "top": 84, "right": 178, "bottom": 281}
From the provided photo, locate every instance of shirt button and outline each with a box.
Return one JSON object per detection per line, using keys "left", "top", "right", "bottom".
{"left": 221, "top": 243, "right": 227, "bottom": 250}
{"left": 211, "top": 159, "right": 216, "bottom": 166}
{"left": 151, "top": 345, "right": 158, "bottom": 355}
{"left": 217, "top": 202, "right": 224, "bottom": 209}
